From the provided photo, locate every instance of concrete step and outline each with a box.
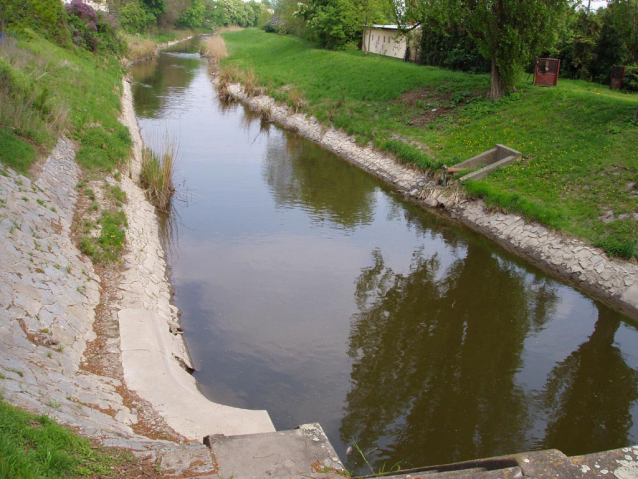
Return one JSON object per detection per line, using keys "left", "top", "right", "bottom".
{"left": 377, "top": 466, "right": 523, "bottom": 479}
{"left": 204, "top": 423, "right": 346, "bottom": 479}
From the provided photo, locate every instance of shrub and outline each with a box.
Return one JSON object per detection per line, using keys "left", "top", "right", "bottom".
{"left": 263, "top": 16, "right": 282, "bottom": 33}
{"left": 118, "top": 1, "right": 154, "bottom": 34}
{"left": 176, "top": 0, "right": 206, "bottom": 29}
{"left": 623, "top": 65, "right": 638, "bottom": 92}
{"left": 65, "top": 0, "right": 124, "bottom": 55}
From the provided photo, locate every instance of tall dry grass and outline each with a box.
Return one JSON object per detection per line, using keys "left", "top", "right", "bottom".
{"left": 139, "top": 138, "right": 178, "bottom": 213}
{"left": 215, "top": 26, "right": 243, "bottom": 34}
{"left": 0, "top": 36, "right": 69, "bottom": 143}
{"left": 287, "top": 86, "right": 306, "bottom": 113}
{"left": 200, "top": 35, "right": 228, "bottom": 65}
{"left": 124, "top": 35, "right": 156, "bottom": 63}
{"left": 216, "top": 63, "right": 239, "bottom": 100}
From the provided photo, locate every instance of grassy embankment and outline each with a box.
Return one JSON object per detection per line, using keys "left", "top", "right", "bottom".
{"left": 221, "top": 28, "right": 638, "bottom": 258}
{"left": 0, "top": 32, "right": 130, "bottom": 263}
{"left": 0, "top": 29, "right": 187, "bottom": 474}
{"left": 0, "top": 397, "right": 119, "bottom": 478}
{"left": 0, "top": 26, "right": 187, "bottom": 259}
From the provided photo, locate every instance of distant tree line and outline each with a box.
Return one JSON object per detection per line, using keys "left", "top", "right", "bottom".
{"left": 0, "top": 0, "right": 272, "bottom": 50}
{"left": 108, "top": 0, "right": 270, "bottom": 31}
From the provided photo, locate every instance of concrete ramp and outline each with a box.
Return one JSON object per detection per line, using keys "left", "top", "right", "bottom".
{"left": 119, "top": 309, "right": 275, "bottom": 440}
{"left": 204, "top": 423, "right": 346, "bottom": 478}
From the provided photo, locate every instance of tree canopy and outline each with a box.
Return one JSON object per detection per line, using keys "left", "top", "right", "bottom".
{"left": 390, "top": 0, "right": 573, "bottom": 99}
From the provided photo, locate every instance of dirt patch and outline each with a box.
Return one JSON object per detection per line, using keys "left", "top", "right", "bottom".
{"left": 71, "top": 168, "right": 184, "bottom": 443}
{"left": 392, "top": 88, "right": 481, "bottom": 126}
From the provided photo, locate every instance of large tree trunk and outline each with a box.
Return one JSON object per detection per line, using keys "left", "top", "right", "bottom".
{"left": 635, "top": 101, "right": 638, "bottom": 120}
{"left": 488, "top": 56, "right": 504, "bottom": 100}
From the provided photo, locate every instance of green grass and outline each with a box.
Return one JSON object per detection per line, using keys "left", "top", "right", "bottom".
{"left": 223, "top": 29, "right": 638, "bottom": 258}
{"left": 80, "top": 209, "right": 127, "bottom": 264}
{"left": 0, "top": 32, "right": 131, "bottom": 174}
{"left": 0, "top": 398, "right": 118, "bottom": 478}
{"left": 0, "top": 128, "right": 36, "bottom": 174}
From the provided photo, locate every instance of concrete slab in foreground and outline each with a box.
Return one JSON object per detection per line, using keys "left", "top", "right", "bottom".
{"left": 205, "top": 423, "right": 346, "bottom": 479}
{"left": 119, "top": 308, "right": 275, "bottom": 440}
{"left": 360, "top": 447, "right": 638, "bottom": 479}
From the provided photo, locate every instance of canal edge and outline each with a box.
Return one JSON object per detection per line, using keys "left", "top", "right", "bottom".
{"left": 116, "top": 77, "right": 276, "bottom": 440}
{"left": 215, "top": 78, "right": 638, "bottom": 322}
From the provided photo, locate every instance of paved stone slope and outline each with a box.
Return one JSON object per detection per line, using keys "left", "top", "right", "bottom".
{"left": 222, "top": 81, "right": 638, "bottom": 318}
{"left": 453, "top": 199, "right": 638, "bottom": 311}
{"left": 0, "top": 138, "right": 218, "bottom": 476}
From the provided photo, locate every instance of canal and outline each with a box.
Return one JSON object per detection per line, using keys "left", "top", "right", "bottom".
{"left": 130, "top": 38, "right": 638, "bottom": 475}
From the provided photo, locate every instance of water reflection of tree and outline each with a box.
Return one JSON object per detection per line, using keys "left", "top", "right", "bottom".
{"left": 341, "top": 245, "right": 559, "bottom": 472}
{"left": 262, "top": 132, "right": 377, "bottom": 230}
{"left": 131, "top": 54, "right": 201, "bottom": 118}
{"left": 540, "top": 306, "right": 638, "bottom": 455}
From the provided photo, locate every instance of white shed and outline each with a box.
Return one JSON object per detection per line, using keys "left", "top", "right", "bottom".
{"left": 362, "top": 25, "right": 407, "bottom": 60}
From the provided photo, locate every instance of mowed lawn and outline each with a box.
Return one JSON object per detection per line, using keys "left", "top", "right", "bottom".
{"left": 222, "top": 28, "right": 638, "bottom": 258}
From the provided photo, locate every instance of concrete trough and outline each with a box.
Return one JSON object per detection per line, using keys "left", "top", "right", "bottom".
{"left": 452, "top": 144, "right": 522, "bottom": 181}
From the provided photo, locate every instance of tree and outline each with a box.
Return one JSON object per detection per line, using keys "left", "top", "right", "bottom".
{"left": 297, "top": 0, "right": 389, "bottom": 50}
{"left": 609, "top": 0, "right": 638, "bottom": 118}
{"left": 207, "top": 0, "right": 259, "bottom": 27}
{"left": 141, "top": 0, "right": 167, "bottom": 21}
{"left": 392, "top": 0, "right": 572, "bottom": 99}
{"left": 177, "top": 0, "right": 205, "bottom": 28}
{"left": 118, "top": 0, "right": 154, "bottom": 33}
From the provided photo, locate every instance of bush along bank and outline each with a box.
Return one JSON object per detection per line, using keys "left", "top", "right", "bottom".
{"left": 210, "top": 31, "right": 638, "bottom": 318}
{"left": 219, "top": 28, "right": 638, "bottom": 261}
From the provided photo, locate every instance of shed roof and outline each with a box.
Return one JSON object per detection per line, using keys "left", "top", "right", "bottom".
{"left": 367, "top": 24, "right": 401, "bottom": 30}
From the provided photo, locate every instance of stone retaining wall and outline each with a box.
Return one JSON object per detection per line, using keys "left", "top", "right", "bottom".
{"left": 220, "top": 81, "right": 638, "bottom": 319}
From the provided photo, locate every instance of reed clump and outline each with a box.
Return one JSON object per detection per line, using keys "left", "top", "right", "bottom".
{"left": 240, "top": 66, "right": 263, "bottom": 98}
{"left": 255, "top": 102, "right": 273, "bottom": 121}
{"left": 215, "top": 26, "right": 243, "bottom": 34}
{"left": 287, "top": 86, "right": 306, "bottom": 113}
{"left": 200, "top": 35, "right": 228, "bottom": 65}
{"left": 140, "top": 139, "right": 177, "bottom": 213}
{"left": 217, "top": 63, "right": 239, "bottom": 100}
{"left": 124, "top": 35, "right": 156, "bottom": 63}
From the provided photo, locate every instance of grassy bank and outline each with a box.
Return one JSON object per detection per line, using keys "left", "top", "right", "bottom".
{"left": 0, "top": 33, "right": 130, "bottom": 174}
{"left": 0, "top": 398, "right": 118, "bottom": 478}
{"left": 222, "top": 28, "right": 638, "bottom": 258}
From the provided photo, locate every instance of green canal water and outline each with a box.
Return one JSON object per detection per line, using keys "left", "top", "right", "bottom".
{"left": 130, "top": 38, "right": 638, "bottom": 475}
